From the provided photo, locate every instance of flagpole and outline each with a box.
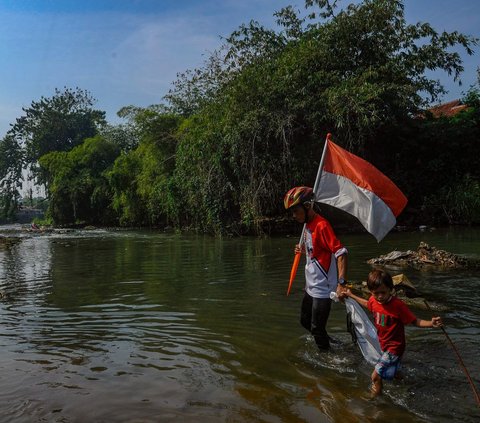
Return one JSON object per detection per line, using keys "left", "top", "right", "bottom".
{"left": 301, "top": 132, "right": 331, "bottom": 240}
{"left": 313, "top": 133, "right": 331, "bottom": 195}
{"left": 296, "top": 132, "right": 331, "bottom": 243}
{"left": 287, "top": 133, "right": 332, "bottom": 295}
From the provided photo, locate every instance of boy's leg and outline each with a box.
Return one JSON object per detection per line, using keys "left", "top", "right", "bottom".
{"left": 300, "top": 293, "right": 332, "bottom": 350}
{"left": 300, "top": 292, "right": 313, "bottom": 331}
{"left": 371, "top": 369, "right": 383, "bottom": 396}
{"left": 371, "top": 350, "right": 401, "bottom": 395}
{"left": 310, "top": 297, "right": 332, "bottom": 350}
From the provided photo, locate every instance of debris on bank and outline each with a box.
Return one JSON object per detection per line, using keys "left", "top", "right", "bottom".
{"left": 367, "top": 242, "right": 478, "bottom": 269}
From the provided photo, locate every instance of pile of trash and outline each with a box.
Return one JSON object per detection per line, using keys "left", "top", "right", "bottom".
{"left": 367, "top": 242, "right": 476, "bottom": 269}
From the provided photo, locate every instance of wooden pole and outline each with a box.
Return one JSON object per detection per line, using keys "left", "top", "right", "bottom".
{"left": 424, "top": 300, "right": 480, "bottom": 407}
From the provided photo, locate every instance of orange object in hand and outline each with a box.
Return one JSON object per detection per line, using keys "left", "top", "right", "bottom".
{"left": 286, "top": 251, "right": 301, "bottom": 296}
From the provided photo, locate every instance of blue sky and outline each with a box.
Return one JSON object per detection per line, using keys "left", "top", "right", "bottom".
{"left": 1, "top": 0, "right": 479, "bottom": 138}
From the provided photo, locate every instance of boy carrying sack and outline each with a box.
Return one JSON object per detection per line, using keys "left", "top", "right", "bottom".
{"left": 345, "top": 269, "right": 443, "bottom": 396}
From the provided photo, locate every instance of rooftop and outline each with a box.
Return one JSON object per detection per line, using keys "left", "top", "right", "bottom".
{"left": 427, "top": 99, "right": 469, "bottom": 118}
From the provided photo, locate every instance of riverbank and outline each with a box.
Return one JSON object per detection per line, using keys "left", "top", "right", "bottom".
{"left": 0, "top": 206, "right": 459, "bottom": 239}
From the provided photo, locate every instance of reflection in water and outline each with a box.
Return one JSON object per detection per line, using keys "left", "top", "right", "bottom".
{"left": 0, "top": 237, "right": 52, "bottom": 307}
{"left": 0, "top": 228, "right": 479, "bottom": 422}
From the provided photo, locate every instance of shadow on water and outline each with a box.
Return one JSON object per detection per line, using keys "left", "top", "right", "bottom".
{"left": 0, "top": 226, "right": 479, "bottom": 422}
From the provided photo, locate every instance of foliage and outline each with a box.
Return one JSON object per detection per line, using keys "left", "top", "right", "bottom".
{"left": 412, "top": 87, "right": 480, "bottom": 225}
{"left": 403, "top": 88, "right": 479, "bottom": 199}
{"left": 165, "top": 21, "right": 286, "bottom": 117}
{"left": 167, "top": 0, "right": 477, "bottom": 233}
{"left": 168, "top": 0, "right": 476, "bottom": 148}
{"left": 9, "top": 87, "right": 106, "bottom": 186}
{"left": 39, "top": 136, "right": 119, "bottom": 224}
{"left": 22, "top": 195, "right": 49, "bottom": 212}
{"left": 32, "top": 215, "right": 54, "bottom": 226}
{"left": 425, "top": 175, "right": 480, "bottom": 225}
{"left": 0, "top": 135, "right": 24, "bottom": 220}
{"left": 173, "top": 111, "right": 233, "bottom": 233}
{"left": 107, "top": 106, "right": 183, "bottom": 226}
{"left": 99, "top": 123, "right": 139, "bottom": 152}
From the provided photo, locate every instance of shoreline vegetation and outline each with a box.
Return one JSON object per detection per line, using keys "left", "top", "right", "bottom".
{"left": 1, "top": 0, "right": 480, "bottom": 234}
{"left": 0, "top": 218, "right": 459, "bottom": 239}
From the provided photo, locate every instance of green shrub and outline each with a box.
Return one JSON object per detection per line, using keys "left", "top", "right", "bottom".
{"left": 426, "top": 175, "right": 480, "bottom": 225}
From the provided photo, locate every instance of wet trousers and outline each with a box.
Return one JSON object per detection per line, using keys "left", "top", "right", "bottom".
{"left": 300, "top": 292, "right": 332, "bottom": 350}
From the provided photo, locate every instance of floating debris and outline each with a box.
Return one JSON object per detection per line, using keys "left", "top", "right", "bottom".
{"left": 367, "top": 242, "right": 478, "bottom": 269}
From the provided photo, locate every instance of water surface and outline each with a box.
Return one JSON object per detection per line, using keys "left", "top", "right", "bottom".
{"left": 0, "top": 226, "right": 479, "bottom": 422}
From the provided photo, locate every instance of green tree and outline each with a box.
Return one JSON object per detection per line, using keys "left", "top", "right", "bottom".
{"left": 167, "top": 0, "right": 476, "bottom": 233}
{"left": 10, "top": 87, "right": 106, "bottom": 186}
{"left": 261, "top": 0, "right": 477, "bottom": 149}
{"left": 107, "top": 106, "right": 183, "bottom": 226}
{"left": 39, "top": 136, "right": 119, "bottom": 224}
{"left": 168, "top": 0, "right": 477, "bottom": 149}
{"left": 165, "top": 21, "right": 286, "bottom": 117}
{"left": 99, "top": 123, "right": 139, "bottom": 152}
{"left": 173, "top": 110, "right": 233, "bottom": 233}
{"left": 405, "top": 86, "right": 480, "bottom": 225}
{"left": 0, "top": 135, "right": 24, "bottom": 220}
{"left": 107, "top": 151, "right": 145, "bottom": 225}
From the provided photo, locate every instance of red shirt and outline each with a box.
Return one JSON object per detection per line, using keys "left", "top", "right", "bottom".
{"left": 304, "top": 214, "right": 347, "bottom": 298}
{"left": 368, "top": 296, "right": 417, "bottom": 356}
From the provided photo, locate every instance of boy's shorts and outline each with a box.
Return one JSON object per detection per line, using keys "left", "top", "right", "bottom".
{"left": 375, "top": 350, "right": 401, "bottom": 380}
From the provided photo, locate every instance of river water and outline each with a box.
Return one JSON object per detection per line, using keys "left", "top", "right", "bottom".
{"left": 0, "top": 225, "right": 479, "bottom": 422}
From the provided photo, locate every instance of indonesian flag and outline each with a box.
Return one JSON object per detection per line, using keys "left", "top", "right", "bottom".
{"left": 315, "top": 139, "right": 407, "bottom": 242}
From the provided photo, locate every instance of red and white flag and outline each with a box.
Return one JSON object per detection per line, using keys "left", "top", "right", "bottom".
{"left": 315, "top": 139, "right": 407, "bottom": 242}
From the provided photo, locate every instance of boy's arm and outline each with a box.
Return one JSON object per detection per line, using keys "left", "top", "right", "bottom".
{"left": 414, "top": 317, "right": 443, "bottom": 328}
{"left": 336, "top": 253, "right": 347, "bottom": 281}
{"left": 345, "top": 289, "right": 369, "bottom": 308}
{"left": 335, "top": 254, "right": 348, "bottom": 298}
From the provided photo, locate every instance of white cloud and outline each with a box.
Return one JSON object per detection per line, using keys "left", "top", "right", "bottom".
{"left": 107, "top": 16, "right": 220, "bottom": 96}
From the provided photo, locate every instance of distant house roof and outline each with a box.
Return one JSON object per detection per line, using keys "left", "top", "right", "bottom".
{"left": 427, "top": 99, "right": 469, "bottom": 118}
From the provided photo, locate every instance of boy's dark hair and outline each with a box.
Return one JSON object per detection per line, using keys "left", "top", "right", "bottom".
{"left": 367, "top": 269, "right": 394, "bottom": 291}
